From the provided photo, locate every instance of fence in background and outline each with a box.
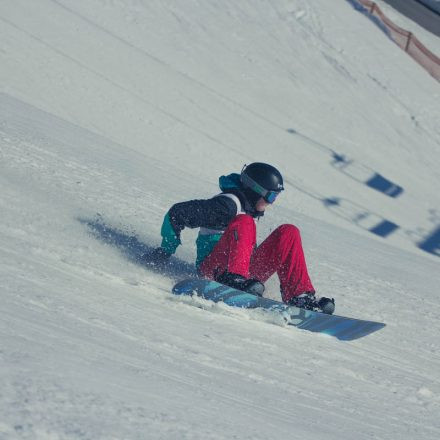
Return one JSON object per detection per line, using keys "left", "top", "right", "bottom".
{"left": 357, "top": 0, "right": 440, "bottom": 82}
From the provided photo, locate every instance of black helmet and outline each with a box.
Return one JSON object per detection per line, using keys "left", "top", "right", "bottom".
{"left": 240, "top": 162, "right": 284, "bottom": 203}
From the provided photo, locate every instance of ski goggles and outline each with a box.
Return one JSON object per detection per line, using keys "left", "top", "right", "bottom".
{"left": 240, "top": 173, "right": 281, "bottom": 204}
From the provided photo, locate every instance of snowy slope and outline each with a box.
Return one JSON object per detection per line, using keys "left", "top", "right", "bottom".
{"left": 1, "top": 1, "right": 440, "bottom": 439}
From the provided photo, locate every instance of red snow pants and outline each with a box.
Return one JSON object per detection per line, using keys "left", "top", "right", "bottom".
{"left": 199, "top": 214, "right": 315, "bottom": 302}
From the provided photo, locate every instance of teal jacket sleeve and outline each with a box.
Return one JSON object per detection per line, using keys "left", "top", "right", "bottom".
{"left": 160, "top": 213, "right": 181, "bottom": 254}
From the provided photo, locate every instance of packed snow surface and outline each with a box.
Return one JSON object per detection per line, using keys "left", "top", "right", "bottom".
{"left": 1, "top": 1, "right": 440, "bottom": 439}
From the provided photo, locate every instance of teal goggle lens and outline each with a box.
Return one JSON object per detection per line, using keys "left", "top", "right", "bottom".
{"left": 264, "top": 191, "right": 279, "bottom": 204}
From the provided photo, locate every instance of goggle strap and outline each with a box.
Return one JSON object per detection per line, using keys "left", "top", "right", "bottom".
{"left": 240, "top": 173, "right": 269, "bottom": 198}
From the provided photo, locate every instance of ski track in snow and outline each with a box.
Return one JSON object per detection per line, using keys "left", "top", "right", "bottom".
{"left": 1, "top": 0, "right": 440, "bottom": 439}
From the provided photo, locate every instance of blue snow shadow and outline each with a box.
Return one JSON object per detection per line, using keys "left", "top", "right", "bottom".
{"left": 286, "top": 176, "right": 440, "bottom": 258}
{"left": 345, "top": 0, "right": 392, "bottom": 39}
{"left": 418, "top": 225, "right": 440, "bottom": 257}
{"left": 287, "top": 128, "right": 404, "bottom": 198}
{"left": 322, "top": 197, "right": 399, "bottom": 238}
{"left": 330, "top": 152, "right": 403, "bottom": 198}
{"left": 78, "top": 216, "right": 197, "bottom": 280}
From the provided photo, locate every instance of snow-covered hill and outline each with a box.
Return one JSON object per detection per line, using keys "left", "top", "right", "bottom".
{"left": 1, "top": 1, "right": 440, "bottom": 439}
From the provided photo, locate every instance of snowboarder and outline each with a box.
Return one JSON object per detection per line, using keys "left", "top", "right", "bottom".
{"left": 147, "top": 162, "right": 334, "bottom": 313}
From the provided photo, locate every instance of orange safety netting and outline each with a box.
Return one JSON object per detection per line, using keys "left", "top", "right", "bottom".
{"left": 357, "top": 0, "right": 440, "bottom": 81}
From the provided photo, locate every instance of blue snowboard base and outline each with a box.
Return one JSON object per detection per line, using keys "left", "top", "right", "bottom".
{"left": 172, "top": 278, "right": 385, "bottom": 341}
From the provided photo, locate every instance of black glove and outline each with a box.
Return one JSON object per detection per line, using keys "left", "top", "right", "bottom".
{"left": 216, "top": 271, "right": 265, "bottom": 297}
{"left": 142, "top": 247, "right": 171, "bottom": 268}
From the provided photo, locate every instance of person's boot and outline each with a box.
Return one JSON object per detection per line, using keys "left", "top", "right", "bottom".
{"left": 216, "top": 271, "right": 265, "bottom": 297}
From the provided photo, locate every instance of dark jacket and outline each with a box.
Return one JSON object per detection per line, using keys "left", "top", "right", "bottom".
{"left": 160, "top": 173, "right": 261, "bottom": 266}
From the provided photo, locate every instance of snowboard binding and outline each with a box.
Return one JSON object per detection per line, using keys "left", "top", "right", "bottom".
{"left": 288, "top": 293, "right": 335, "bottom": 315}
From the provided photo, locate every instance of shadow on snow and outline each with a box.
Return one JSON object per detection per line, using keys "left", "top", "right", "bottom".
{"left": 286, "top": 128, "right": 403, "bottom": 198}
{"left": 284, "top": 128, "right": 440, "bottom": 257}
{"left": 78, "top": 215, "right": 197, "bottom": 280}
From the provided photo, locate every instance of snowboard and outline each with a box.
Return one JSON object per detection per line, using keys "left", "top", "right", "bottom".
{"left": 172, "top": 278, "right": 385, "bottom": 341}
